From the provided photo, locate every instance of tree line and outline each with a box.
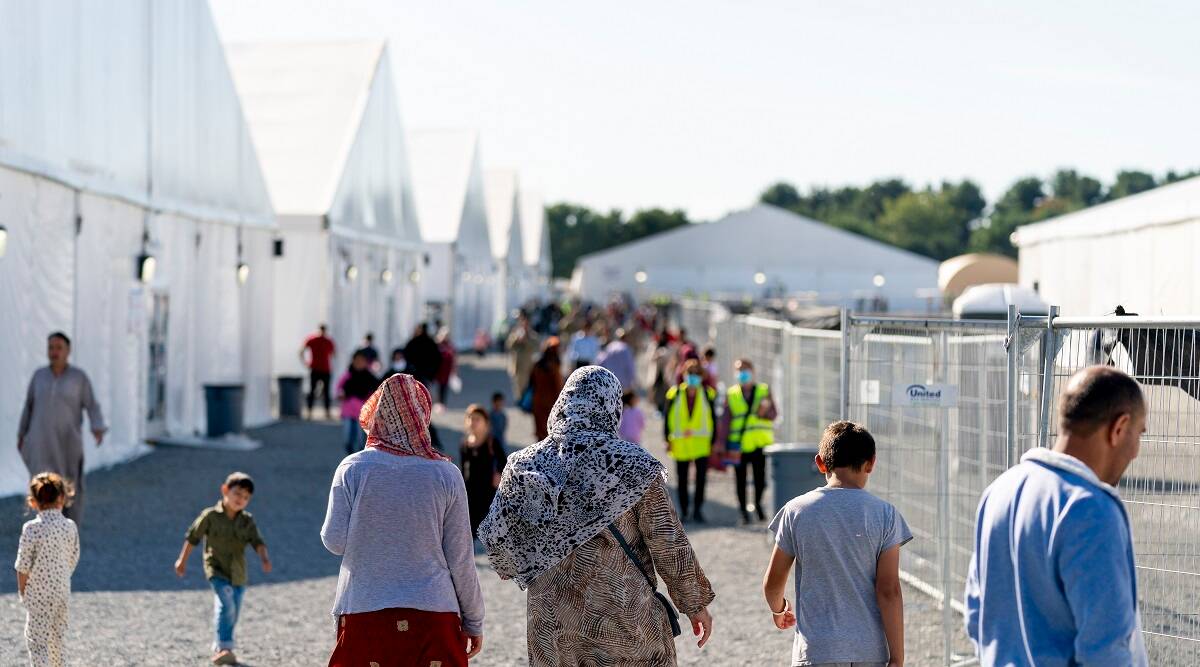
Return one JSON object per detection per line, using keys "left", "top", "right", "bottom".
{"left": 546, "top": 168, "right": 1197, "bottom": 277}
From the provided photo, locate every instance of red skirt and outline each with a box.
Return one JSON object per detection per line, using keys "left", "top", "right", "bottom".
{"left": 328, "top": 608, "right": 467, "bottom": 667}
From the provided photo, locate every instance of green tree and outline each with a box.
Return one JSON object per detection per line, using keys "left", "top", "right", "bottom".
{"left": 1050, "top": 169, "right": 1104, "bottom": 207}
{"left": 546, "top": 204, "right": 689, "bottom": 278}
{"left": 968, "top": 176, "right": 1044, "bottom": 257}
{"left": 1108, "top": 170, "right": 1157, "bottom": 199}
{"left": 759, "top": 182, "right": 801, "bottom": 209}
{"left": 877, "top": 190, "right": 968, "bottom": 260}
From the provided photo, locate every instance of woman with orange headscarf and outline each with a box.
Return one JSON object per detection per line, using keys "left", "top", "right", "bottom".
{"left": 321, "top": 374, "right": 484, "bottom": 666}
{"left": 528, "top": 337, "right": 565, "bottom": 440}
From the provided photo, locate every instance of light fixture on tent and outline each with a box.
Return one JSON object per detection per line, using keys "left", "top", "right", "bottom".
{"left": 634, "top": 269, "right": 648, "bottom": 284}
{"left": 346, "top": 264, "right": 359, "bottom": 282}
{"left": 872, "top": 273, "right": 886, "bottom": 288}
{"left": 236, "top": 230, "right": 250, "bottom": 286}
{"left": 135, "top": 228, "right": 155, "bottom": 283}
{"left": 0, "top": 224, "right": 7, "bottom": 258}
{"left": 381, "top": 268, "right": 394, "bottom": 285}
{"left": 753, "top": 271, "right": 767, "bottom": 285}
{"left": 408, "top": 269, "right": 422, "bottom": 284}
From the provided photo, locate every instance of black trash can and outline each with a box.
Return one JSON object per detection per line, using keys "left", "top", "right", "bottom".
{"left": 277, "top": 376, "right": 304, "bottom": 418}
{"left": 204, "top": 384, "right": 245, "bottom": 438}
{"left": 765, "top": 443, "right": 826, "bottom": 515}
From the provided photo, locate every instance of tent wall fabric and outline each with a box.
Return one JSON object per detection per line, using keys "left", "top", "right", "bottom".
{"left": 0, "top": 4, "right": 278, "bottom": 497}
{"left": 518, "top": 189, "right": 553, "bottom": 303}
{"left": 484, "top": 169, "right": 526, "bottom": 325}
{"left": 409, "top": 130, "right": 496, "bottom": 349}
{"left": 228, "top": 41, "right": 423, "bottom": 376}
{"left": 572, "top": 204, "right": 939, "bottom": 311}
{"left": 1014, "top": 176, "right": 1200, "bottom": 316}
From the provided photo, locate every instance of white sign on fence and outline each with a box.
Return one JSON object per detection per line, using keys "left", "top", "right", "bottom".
{"left": 859, "top": 379, "right": 880, "bottom": 405}
{"left": 893, "top": 383, "right": 959, "bottom": 408}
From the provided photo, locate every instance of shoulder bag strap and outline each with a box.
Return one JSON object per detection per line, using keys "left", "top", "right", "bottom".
{"left": 608, "top": 524, "right": 683, "bottom": 637}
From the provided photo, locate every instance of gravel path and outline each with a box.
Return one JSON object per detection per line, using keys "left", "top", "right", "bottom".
{"left": 0, "top": 355, "right": 953, "bottom": 666}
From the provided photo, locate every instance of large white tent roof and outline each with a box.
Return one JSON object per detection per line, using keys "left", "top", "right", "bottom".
{"left": 409, "top": 129, "right": 482, "bottom": 244}
{"left": 226, "top": 41, "right": 384, "bottom": 217}
{"left": 1013, "top": 175, "right": 1200, "bottom": 247}
{"left": 519, "top": 189, "right": 550, "bottom": 268}
{"left": 483, "top": 169, "right": 519, "bottom": 259}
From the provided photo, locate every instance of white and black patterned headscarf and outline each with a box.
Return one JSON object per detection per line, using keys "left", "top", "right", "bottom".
{"left": 479, "top": 365, "right": 664, "bottom": 589}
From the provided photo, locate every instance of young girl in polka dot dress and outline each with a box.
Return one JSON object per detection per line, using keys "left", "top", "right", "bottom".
{"left": 14, "top": 472, "right": 80, "bottom": 667}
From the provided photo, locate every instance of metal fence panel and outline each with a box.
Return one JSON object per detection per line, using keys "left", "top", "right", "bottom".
{"left": 1017, "top": 317, "right": 1200, "bottom": 665}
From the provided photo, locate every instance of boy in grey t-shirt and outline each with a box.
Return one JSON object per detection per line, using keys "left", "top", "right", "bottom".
{"left": 764, "top": 421, "right": 912, "bottom": 667}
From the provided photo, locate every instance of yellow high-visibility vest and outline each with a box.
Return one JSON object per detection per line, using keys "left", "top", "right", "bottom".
{"left": 727, "top": 383, "right": 775, "bottom": 454}
{"left": 665, "top": 384, "right": 715, "bottom": 462}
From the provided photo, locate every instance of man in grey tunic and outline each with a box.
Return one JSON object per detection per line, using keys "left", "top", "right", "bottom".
{"left": 18, "top": 332, "right": 106, "bottom": 524}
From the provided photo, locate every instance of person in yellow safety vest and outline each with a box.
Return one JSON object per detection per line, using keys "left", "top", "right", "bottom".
{"left": 718, "top": 358, "right": 778, "bottom": 524}
{"left": 664, "top": 358, "right": 718, "bottom": 523}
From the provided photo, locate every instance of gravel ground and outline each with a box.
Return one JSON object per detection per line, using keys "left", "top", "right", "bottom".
{"left": 0, "top": 354, "right": 953, "bottom": 666}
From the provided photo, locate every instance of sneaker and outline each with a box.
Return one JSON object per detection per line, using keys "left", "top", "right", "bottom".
{"left": 693, "top": 511, "right": 707, "bottom": 524}
{"left": 739, "top": 511, "right": 752, "bottom": 525}
{"left": 212, "top": 650, "right": 237, "bottom": 665}
{"left": 755, "top": 505, "right": 767, "bottom": 522}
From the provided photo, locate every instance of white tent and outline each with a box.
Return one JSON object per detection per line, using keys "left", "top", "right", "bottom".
{"left": 408, "top": 130, "right": 496, "bottom": 349}
{"left": 484, "top": 169, "right": 526, "bottom": 325}
{"left": 571, "top": 204, "right": 940, "bottom": 311}
{"left": 0, "top": 1, "right": 276, "bottom": 495}
{"left": 227, "top": 41, "right": 424, "bottom": 378}
{"left": 519, "top": 189, "right": 553, "bottom": 302}
{"left": 1013, "top": 176, "right": 1200, "bottom": 316}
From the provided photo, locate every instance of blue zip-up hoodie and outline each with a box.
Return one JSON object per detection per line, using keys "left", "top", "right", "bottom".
{"left": 964, "top": 448, "right": 1148, "bottom": 667}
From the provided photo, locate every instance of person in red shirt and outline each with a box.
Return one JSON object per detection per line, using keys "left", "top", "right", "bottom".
{"left": 300, "top": 324, "right": 336, "bottom": 420}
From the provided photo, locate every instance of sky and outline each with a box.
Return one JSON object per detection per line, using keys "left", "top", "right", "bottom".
{"left": 210, "top": 0, "right": 1200, "bottom": 221}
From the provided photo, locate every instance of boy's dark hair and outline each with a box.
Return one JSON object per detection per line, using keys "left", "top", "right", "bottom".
{"left": 703, "top": 345, "right": 716, "bottom": 359}
{"left": 224, "top": 472, "right": 255, "bottom": 494}
{"left": 48, "top": 331, "right": 71, "bottom": 347}
{"left": 819, "top": 421, "right": 876, "bottom": 471}
{"left": 1058, "top": 366, "right": 1145, "bottom": 435}
{"left": 28, "top": 472, "right": 73, "bottom": 509}
{"left": 491, "top": 391, "right": 505, "bottom": 403}
{"left": 621, "top": 389, "right": 636, "bottom": 406}
{"left": 735, "top": 358, "right": 754, "bottom": 370}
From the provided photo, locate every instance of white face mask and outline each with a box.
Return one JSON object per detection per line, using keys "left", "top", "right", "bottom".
{"left": 391, "top": 360, "right": 407, "bottom": 372}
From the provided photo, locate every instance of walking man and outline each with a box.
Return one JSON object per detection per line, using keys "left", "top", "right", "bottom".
{"left": 719, "top": 359, "right": 777, "bottom": 524}
{"left": 965, "top": 366, "right": 1149, "bottom": 666}
{"left": 18, "top": 332, "right": 106, "bottom": 524}
{"left": 300, "top": 324, "right": 335, "bottom": 420}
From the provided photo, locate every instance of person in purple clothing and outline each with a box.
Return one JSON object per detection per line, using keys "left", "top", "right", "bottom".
{"left": 617, "top": 390, "right": 645, "bottom": 444}
{"left": 596, "top": 329, "right": 637, "bottom": 390}
{"left": 334, "top": 352, "right": 380, "bottom": 454}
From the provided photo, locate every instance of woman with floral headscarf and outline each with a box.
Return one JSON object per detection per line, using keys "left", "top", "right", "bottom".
{"left": 480, "top": 366, "right": 715, "bottom": 666}
{"left": 321, "top": 374, "right": 484, "bottom": 667}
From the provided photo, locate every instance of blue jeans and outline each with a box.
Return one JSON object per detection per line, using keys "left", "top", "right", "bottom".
{"left": 210, "top": 577, "right": 245, "bottom": 651}
{"left": 342, "top": 417, "right": 365, "bottom": 453}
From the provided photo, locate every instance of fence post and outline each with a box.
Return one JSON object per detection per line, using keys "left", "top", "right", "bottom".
{"left": 1037, "top": 306, "right": 1060, "bottom": 450}
{"left": 938, "top": 328, "right": 953, "bottom": 667}
{"left": 839, "top": 309, "right": 850, "bottom": 420}
{"left": 1006, "top": 304, "right": 1019, "bottom": 467}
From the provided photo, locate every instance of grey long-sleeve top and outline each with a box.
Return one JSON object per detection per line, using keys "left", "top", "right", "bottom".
{"left": 320, "top": 448, "right": 485, "bottom": 635}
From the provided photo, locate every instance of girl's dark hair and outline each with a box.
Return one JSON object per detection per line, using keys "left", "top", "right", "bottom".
{"left": 621, "top": 389, "right": 636, "bottom": 406}
{"left": 28, "top": 472, "right": 73, "bottom": 509}
{"left": 466, "top": 403, "right": 490, "bottom": 423}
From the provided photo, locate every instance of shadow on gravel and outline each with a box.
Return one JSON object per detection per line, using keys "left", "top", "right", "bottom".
{"left": 0, "top": 419, "right": 348, "bottom": 593}
{"left": 0, "top": 357, "right": 521, "bottom": 596}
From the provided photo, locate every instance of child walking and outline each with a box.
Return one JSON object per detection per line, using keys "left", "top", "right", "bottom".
{"left": 336, "top": 351, "right": 381, "bottom": 454}
{"left": 175, "top": 472, "right": 272, "bottom": 666}
{"left": 762, "top": 421, "right": 912, "bottom": 667}
{"left": 460, "top": 404, "right": 508, "bottom": 538}
{"left": 15, "top": 473, "right": 79, "bottom": 667}
{"left": 489, "top": 391, "right": 508, "bottom": 452}
{"left": 618, "top": 389, "right": 646, "bottom": 444}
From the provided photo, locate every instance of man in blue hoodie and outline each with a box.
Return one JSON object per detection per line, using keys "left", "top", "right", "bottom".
{"left": 965, "top": 365, "right": 1149, "bottom": 667}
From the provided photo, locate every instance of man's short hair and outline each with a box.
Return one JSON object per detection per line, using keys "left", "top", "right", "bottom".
{"left": 735, "top": 358, "right": 753, "bottom": 370}
{"left": 48, "top": 331, "right": 71, "bottom": 347}
{"left": 1058, "top": 366, "right": 1145, "bottom": 435}
{"left": 224, "top": 472, "right": 255, "bottom": 494}
{"left": 819, "top": 421, "right": 876, "bottom": 471}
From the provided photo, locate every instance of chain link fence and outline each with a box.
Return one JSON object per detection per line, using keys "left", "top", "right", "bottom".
{"left": 676, "top": 299, "right": 1200, "bottom": 666}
